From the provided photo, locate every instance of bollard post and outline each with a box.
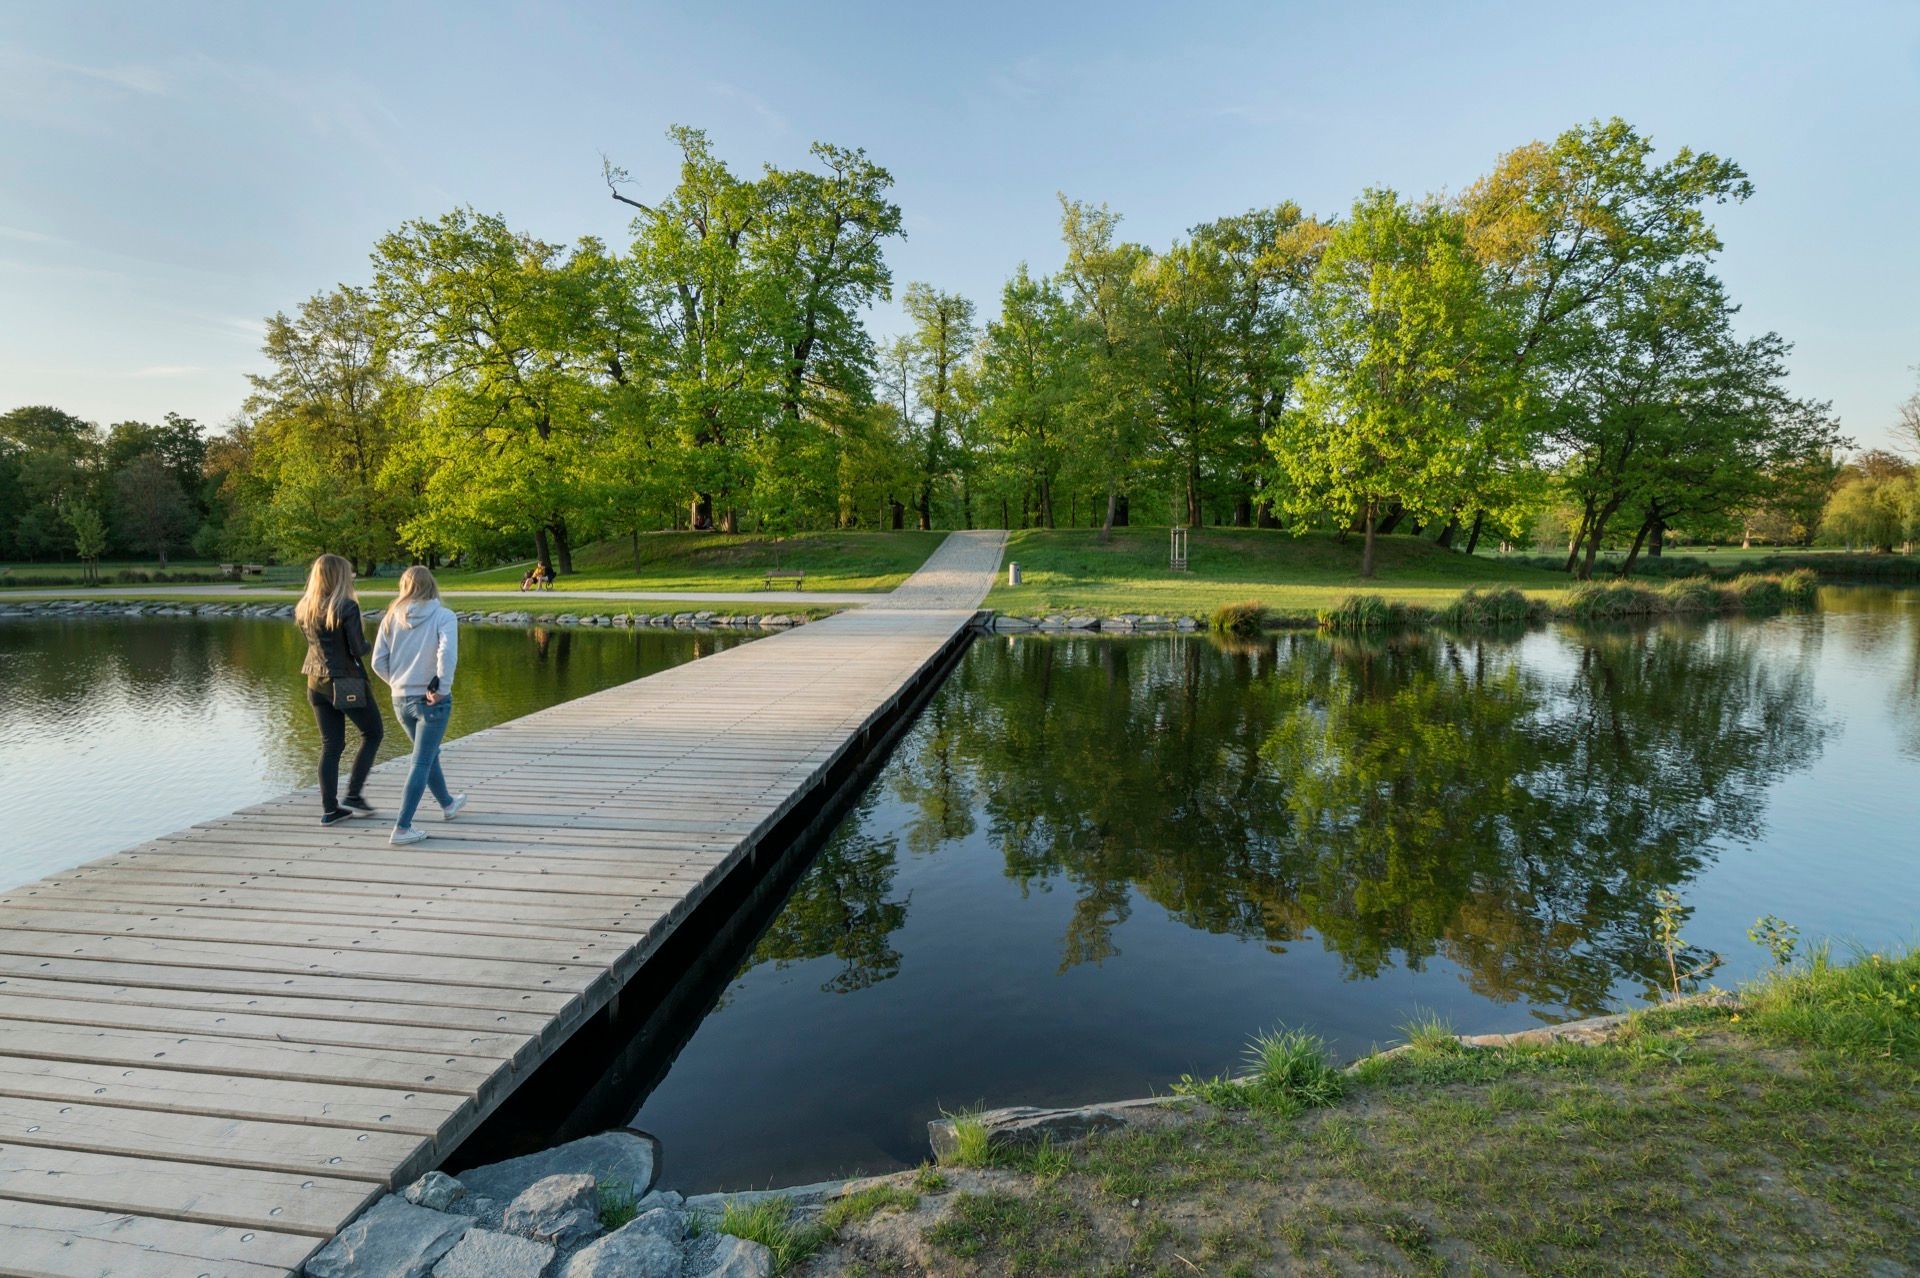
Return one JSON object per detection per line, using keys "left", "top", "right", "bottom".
{"left": 1008, "top": 562, "right": 1022, "bottom": 586}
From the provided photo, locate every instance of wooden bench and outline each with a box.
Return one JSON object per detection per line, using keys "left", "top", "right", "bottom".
{"left": 762, "top": 569, "right": 806, "bottom": 590}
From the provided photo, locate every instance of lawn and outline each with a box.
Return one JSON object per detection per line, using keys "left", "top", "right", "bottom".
{"left": 989, "top": 527, "right": 1570, "bottom": 620}
{"left": 802, "top": 949, "right": 1920, "bottom": 1277}
{"left": 443, "top": 530, "right": 947, "bottom": 593}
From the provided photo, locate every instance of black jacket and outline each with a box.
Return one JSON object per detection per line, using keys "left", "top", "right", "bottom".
{"left": 300, "top": 599, "right": 370, "bottom": 684}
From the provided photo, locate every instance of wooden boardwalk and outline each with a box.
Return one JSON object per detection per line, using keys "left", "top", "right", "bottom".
{"left": 0, "top": 531, "right": 1005, "bottom": 1278}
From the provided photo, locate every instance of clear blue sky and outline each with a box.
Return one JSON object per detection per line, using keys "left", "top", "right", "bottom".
{"left": 2, "top": 0, "right": 1915, "bottom": 448}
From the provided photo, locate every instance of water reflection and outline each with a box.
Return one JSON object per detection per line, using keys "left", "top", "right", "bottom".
{"left": 747, "top": 624, "right": 1827, "bottom": 1014}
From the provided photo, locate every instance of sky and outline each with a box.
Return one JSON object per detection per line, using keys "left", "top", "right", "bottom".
{"left": 2, "top": 0, "right": 1916, "bottom": 449}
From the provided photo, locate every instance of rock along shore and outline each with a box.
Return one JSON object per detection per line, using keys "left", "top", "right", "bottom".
{"left": 0, "top": 597, "right": 812, "bottom": 632}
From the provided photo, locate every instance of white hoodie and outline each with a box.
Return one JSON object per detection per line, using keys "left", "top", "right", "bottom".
{"left": 371, "top": 599, "right": 459, "bottom": 698}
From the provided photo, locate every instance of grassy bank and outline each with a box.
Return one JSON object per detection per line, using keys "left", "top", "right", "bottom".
{"left": 443, "top": 530, "right": 946, "bottom": 593}
{"left": 987, "top": 528, "right": 1567, "bottom": 621}
{"left": 800, "top": 948, "right": 1920, "bottom": 1276}
{"left": 1316, "top": 571, "right": 1819, "bottom": 632}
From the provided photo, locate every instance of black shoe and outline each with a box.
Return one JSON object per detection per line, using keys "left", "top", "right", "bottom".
{"left": 339, "top": 794, "right": 376, "bottom": 815}
{"left": 320, "top": 808, "right": 359, "bottom": 826}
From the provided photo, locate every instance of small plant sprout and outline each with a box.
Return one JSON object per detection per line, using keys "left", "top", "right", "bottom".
{"left": 1652, "top": 888, "right": 1722, "bottom": 997}
{"left": 1748, "top": 914, "right": 1799, "bottom": 968}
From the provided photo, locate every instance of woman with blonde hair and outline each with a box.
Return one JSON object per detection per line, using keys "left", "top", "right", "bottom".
{"left": 296, "top": 553, "right": 384, "bottom": 825}
{"left": 371, "top": 565, "right": 467, "bottom": 844}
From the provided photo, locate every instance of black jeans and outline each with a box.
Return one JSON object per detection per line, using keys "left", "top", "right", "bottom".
{"left": 309, "top": 684, "right": 385, "bottom": 811}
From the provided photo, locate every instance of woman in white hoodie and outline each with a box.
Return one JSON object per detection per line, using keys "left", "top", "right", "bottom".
{"left": 371, "top": 566, "right": 467, "bottom": 845}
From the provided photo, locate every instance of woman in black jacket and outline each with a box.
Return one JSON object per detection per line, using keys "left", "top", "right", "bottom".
{"left": 296, "top": 553, "right": 385, "bottom": 825}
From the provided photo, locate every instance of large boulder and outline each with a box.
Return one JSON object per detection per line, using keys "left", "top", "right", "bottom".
{"left": 926, "top": 1102, "right": 1151, "bottom": 1161}
{"left": 701, "top": 1235, "right": 774, "bottom": 1278}
{"left": 431, "top": 1229, "right": 554, "bottom": 1278}
{"left": 502, "top": 1173, "right": 601, "bottom": 1249}
{"left": 456, "top": 1132, "right": 655, "bottom": 1208}
{"left": 557, "top": 1220, "right": 681, "bottom": 1278}
{"left": 305, "top": 1196, "right": 470, "bottom": 1278}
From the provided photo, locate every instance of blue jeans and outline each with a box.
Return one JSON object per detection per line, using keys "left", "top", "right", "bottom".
{"left": 393, "top": 694, "right": 454, "bottom": 829}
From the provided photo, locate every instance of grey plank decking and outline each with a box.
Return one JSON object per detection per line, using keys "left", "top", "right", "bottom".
{"left": 0, "top": 531, "right": 1005, "bottom": 1278}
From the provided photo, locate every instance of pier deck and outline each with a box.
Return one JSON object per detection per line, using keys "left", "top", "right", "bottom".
{"left": 0, "top": 531, "right": 1004, "bottom": 1277}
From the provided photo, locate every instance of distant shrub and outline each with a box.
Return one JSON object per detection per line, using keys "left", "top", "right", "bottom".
{"left": 1210, "top": 599, "right": 1269, "bottom": 636}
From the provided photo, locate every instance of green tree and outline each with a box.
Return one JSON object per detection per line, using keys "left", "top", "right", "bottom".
{"left": 978, "top": 267, "right": 1081, "bottom": 527}
{"left": 1, "top": 405, "right": 98, "bottom": 559}
{"left": 1269, "top": 190, "right": 1498, "bottom": 577}
{"left": 374, "top": 209, "right": 612, "bottom": 574}
{"left": 244, "top": 287, "right": 415, "bottom": 572}
{"left": 900, "top": 283, "right": 977, "bottom": 529}
{"left": 111, "top": 451, "right": 192, "bottom": 562}
{"left": 62, "top": 501, "right": 107, "bottom": 580}
{"left": 1057, "top": 198, "right": 1154, "bottom": 537}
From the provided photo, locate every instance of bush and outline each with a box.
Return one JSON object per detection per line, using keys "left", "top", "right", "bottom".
{"left": 1777, "top": 567, "right": 1819, "bottom": 603}
{"left": 1210, "top": 599, "right": 1269, "bottom": 636}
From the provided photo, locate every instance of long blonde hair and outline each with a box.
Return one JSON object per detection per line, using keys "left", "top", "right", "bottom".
{"left": 381, "top": 564, "right": 441, "bottom": 633}
{"left": 294, "top": 554, "right": 356, "bottom": 630}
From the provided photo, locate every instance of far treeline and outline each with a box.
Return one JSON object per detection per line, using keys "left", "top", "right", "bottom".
{"left": 6, "top": 116, "right": 1919, "bottom": 581}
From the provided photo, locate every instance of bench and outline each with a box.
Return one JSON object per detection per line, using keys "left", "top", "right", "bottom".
{"left": 762, "top": 569, "right": 806, "bottom": 590}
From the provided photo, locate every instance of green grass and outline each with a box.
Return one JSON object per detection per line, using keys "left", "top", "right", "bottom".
{"left": 716, "top": 1197, "right": 832, "bottom": 1274}
{"left": 443, "top": 530, "right": 946, "bottom": 593}
{"left": 597, "top": 1179, "right": 640, "bottom": 1230}
{"left": 988, "top": 527, "right": 1568, "bottom": 620}
{"left": 817, "top": 949, "right": 1920, "bottom": 1277}
{"left": 1174, "top": 1026, "right": 1348, "bottom": 1115}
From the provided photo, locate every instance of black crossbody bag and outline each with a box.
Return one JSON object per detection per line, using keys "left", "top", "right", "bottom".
{"left": 329, "top": 617, "right": 372, "bottom": 710}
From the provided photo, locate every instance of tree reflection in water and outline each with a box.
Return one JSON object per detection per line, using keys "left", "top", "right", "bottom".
{"left": 743, "top": 624, "right": 1827, "bottom": 1014}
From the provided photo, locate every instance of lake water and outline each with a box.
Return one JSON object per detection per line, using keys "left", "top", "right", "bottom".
{"left": 2, "top": 594, "right": 1916, "bottom": 1193}
{"left": 631, "top": 588, "right": 1920, "bottom": 1188}
{"left": 0, "top": 615, "right": 747, "bottom": 887}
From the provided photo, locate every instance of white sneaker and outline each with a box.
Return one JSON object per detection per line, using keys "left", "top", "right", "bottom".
{"left": 440, "top": 794, "right": 468, "bottom": 821}
{"left": 390, "top": 826, "right": 430, "bottom": 846}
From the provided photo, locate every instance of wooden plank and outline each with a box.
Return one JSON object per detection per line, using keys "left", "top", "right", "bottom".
{"left": 0, "top": 1057, "right": 466, "bottom": 1132}
{"left": 0, "top": 1198, "right": 316, "bottom": 1278}
{"left": 0, "top": 975, "right": 553, "bottom": 1037}
{"left": 0, "top": 1095, "right": 422, "bottom": 1180}
{"left": 0, "top": 992, "right": 530, "bottom": 1059}
{"left": 0, "top": 952, "right": 581, "bottom": 1017}
{"left": 0, "top": 1142, "right": 374, "bottom": 1236}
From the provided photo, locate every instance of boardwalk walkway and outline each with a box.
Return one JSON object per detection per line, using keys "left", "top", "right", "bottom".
{"left": 0, "top": 530, "right": 1006, "bottom": 1278}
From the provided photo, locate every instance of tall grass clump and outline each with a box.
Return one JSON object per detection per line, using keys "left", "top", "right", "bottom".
{"left": 1563, "top": 580, "right": 1666, "bottom": 620}
{"left": 1175, "top": 1026, "right": 1346, "bottom": 1114}
{"left": 1726, "top": 573, "right": 1785, "bottom": 610}
{"left": 1435, "top": 587, "right": 1535, "bottom": 628}
{"left": 1210, "top": 599, "right": 1269, "bottom": 636}
{"left": 715, "top": 1197, "right": 831, "bottom": 1274}
{"left": 1776, "top": 567, "right": 1819, "bottom": 604}
{"left": 1319, "top": 594, "right": 1425, "bottom": 631}
{"left": 936, "top": 1109, "right": 994, "bottom": 1168}
{"left": 1658, "top": 576, "right": 1726, "bottom": 612}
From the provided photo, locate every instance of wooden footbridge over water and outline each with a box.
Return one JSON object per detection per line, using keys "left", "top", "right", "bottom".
{"left": 0, "top": 531, "right": 1006, "bottom": 1278}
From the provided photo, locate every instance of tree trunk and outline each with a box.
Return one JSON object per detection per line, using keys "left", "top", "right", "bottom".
{"left": 1620, "top": 517, "right": 1653, "bottom": 577}
{"left": 888, "top": 499, "right": 905, "bottom": 531}
{"left": 534, "top": 527, "right": 553, "bottom": 577}
{"left": 1360, "top": 500, "right": 1378, "bottom": 579}
{"left": 1000, "top": 496, "right": 1010, "bottom": 529}
{"left": 1649, "top": 518, "right": 1666, "bottom": 557}
{"left": 551, "top": 521, "right": 574, "bottom": 575}
{"left": 1232, "top": 494, "right": 1251, "bottom": 527}
{"left": 690, "top": 492, "right": 713, "bottom": 531}
{"left": 1113, "top": 494, "right": 1129, "bottom": 527}
{"left": 1463, "top": 510, "right": 1486, "bottom": 555}
{"left": 1100, "top": 484, "right": 1118, "bottom": 543}
{"left": 1435, "top": 516, "right": 1459, "bottom": 550}
{"left": 719, "top": 506, "right": 738, "bottom": 535}
{"left": 632, "top": 527, "right": 642, "bottom": 571}
{"left": 1185, "top": 463, "right": 1201, "bottom": 527}
{"left": 1374, "top": 502, "right": 1406, "bottom": 536}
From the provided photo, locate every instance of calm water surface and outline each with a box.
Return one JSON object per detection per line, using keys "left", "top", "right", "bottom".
{"left": 0, "top": 616, "right": 747, "bottom": 887}
{"left": 634, "top": 588, "right": 1920, "bottom": 1189}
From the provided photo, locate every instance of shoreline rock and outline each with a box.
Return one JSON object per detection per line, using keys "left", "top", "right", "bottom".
{"left": 0, "top": 598, "right": 813, "bottom": 633}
